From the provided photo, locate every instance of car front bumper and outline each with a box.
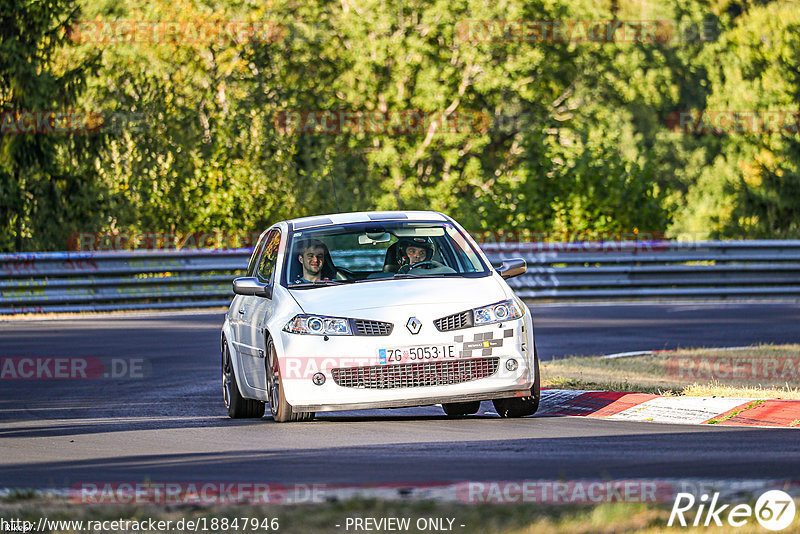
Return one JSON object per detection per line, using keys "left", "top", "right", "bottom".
{"left": 276, "top": 315, "right": 536, "bottom": 412}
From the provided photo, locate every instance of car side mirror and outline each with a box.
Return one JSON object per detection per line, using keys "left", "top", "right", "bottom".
{"left": 496, "top": 258, "right": 526, "bottom": 280}
{"left": 232, "top": 277, "right": 272, "bottom": 298}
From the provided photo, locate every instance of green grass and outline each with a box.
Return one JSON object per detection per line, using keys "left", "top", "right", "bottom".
{"left": 2, "top": 489, "right": 40, "bottom": 502}
{"left": 705, "top": 400, "right": 764, "bottom": 424}
{"left": 542, "top": 344, "right": 800, "bottom": 399}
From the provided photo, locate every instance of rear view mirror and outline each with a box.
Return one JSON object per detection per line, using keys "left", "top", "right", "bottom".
{"left": 496, "top": 258, "right": 526, "bottom": 280}
{"left": 232, "top": 277, "right": 271, "bottom": 298}
{"left": 359, "top": 232, "right": 391, "bottom": 244}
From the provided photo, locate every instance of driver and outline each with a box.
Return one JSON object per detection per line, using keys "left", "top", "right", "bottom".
{"left": 295, "top": 238, "right": 330, "bottom": 283}
{"left": 396, "top": 237, "right": 435, "bottom": 269}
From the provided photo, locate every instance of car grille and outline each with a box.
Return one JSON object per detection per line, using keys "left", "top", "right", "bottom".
{"left": 353, "top": 319, "right": 393, "bottom": 336}
{"left": 433, "top": 310, "right": 473, "bottom": 332}
{"left": 331, "top": 357, "right": 499, "bottom": 389}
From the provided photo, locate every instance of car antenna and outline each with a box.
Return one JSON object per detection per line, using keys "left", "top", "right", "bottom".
{"left": 329, "top": 174, "right": 342, "bottom": 213}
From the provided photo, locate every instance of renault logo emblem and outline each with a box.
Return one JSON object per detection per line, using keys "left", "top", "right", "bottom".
{"left": 406, "top": 317, "right": 422, "bottom": 334}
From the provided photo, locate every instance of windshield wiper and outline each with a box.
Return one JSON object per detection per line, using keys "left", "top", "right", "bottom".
{"left": 289, "top": 280, "right": 348, "bottom": 289}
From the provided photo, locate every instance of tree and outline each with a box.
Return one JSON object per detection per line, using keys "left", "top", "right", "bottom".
{"left": 0, "top": 0, "right": 104, "bottom": 251}
{"left": 675, "top": 1, "right": 800, "bottom": 238}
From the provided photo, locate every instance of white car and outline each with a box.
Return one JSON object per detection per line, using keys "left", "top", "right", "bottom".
{"left": 221, "top": 211, "right": 539, "bottom": 422}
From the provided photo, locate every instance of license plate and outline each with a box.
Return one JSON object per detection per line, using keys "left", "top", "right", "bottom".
{"left": 378, "top": 345, "right": 457, "bottom": 365}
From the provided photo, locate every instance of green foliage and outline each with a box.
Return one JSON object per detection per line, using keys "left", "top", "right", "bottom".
{"left": 673, "top": 1, "right": 800, "bottom": 238}
{"left": 1, "top": 0, "right": 799, "bottom": 251}
{"left": 0, "top": 0, "right": 105, "bottom": 251}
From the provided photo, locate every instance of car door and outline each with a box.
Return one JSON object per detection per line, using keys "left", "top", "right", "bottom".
{"left": 239, "top": 229, "right": 282, "bottom": 391}
{"left": 230, "top": 231, "right": 268, "bottom": 359}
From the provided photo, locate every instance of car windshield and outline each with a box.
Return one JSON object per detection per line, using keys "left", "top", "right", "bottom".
{"left": 283, "top": 221, "right": 488, "bottom": 288}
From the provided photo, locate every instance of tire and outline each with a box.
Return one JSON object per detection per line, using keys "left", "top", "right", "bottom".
{"left": 493, "top": 349, "right": 541, "bottom": 418}
{"left": 442, "top": 401, "right": 481, "bottom": 417}
{"left": 222, "top": 339, "right": 265, "bottom": 418}
{"left": 266, "top": 337, "right": 315, "bottom": 423}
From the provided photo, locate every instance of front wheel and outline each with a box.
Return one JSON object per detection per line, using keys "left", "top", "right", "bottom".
{"left": 267, "top": 337, "right": 314, "bottom": 422}
{"left": 493, "top": 350, "right": 541, "bottom": 418}
{"left": 222, "top": 339, "right": 265, "bottom": 418}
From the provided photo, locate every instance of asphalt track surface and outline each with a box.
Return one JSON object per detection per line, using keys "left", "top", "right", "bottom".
{"left": 1, "top": 302, "right": 799, "bottom": 490}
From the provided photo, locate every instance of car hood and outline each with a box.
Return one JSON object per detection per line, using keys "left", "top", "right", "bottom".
{"left": 289, "top": 275, "right": 509, "bottom": 315}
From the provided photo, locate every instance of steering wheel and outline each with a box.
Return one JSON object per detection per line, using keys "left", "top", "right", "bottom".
{"left": 398, "top": 261, "right": 441, "bottom": 274}
{"left": 335, "top": 267, "right": 355, "bottom": 280}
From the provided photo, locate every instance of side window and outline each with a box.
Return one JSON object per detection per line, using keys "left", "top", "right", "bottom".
{"left": 256, "top": 230, "right": 281, "bottom": 284}
{"left": 246, "top": 232, "right": 269, "bottom": 277}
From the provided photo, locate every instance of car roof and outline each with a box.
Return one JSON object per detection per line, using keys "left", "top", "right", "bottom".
{"left": 284, "top": 211, "right": 449, "bottom": 230}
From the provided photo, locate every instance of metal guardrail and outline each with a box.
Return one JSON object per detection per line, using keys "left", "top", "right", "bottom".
{"left": 1, "top": 241, "right": 800, "bottom": 314}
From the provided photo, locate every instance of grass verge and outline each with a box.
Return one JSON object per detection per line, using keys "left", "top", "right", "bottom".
{"left": 542, "top": 344, "right": 800, "bottom": 399}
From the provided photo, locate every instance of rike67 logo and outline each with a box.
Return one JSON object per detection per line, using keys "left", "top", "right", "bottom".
{"left": 668, "top": 490, "right": 796, "bottom": 531}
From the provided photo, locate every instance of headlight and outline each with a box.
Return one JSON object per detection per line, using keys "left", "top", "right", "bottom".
{"left": 284, "top": 314, "right": 353, "bottom": 335}
{"left": 473, "top": 299, "right": 523, "bottom": 326}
